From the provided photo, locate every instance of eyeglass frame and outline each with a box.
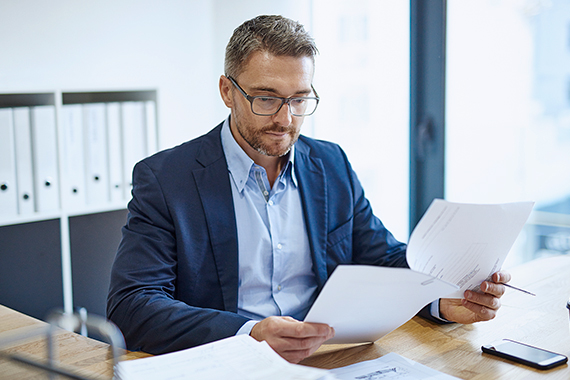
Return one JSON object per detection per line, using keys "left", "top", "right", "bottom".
{"left": 227, "top": 76, "right": 320, "bottom": 117}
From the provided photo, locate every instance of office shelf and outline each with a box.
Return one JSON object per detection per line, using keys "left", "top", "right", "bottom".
{"left": 0, "top": 90, "right": 158, "bottom": 321}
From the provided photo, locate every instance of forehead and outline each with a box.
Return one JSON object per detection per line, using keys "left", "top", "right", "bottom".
{"left": 238, "top": 51, "right": 314, "bottom": 94}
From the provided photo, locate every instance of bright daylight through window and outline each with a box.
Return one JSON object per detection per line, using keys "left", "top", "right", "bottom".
{"left": 311, "top": 0, "right": 410, "bottom": 241}
{"left": 446, "top": 0, "right": 570, "bottom": 267}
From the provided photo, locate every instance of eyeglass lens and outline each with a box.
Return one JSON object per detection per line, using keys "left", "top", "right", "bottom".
{"left": 252, "top": 97, "right": 318, "bottom": 116}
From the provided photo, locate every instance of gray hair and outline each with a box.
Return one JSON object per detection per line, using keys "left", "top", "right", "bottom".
{"left": 224, "top": 15, "right": 318, "bottom": 78}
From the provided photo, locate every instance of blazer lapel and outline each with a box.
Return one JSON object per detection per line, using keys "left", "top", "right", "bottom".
{"left": 191, "top": 127, "right": 330, "bottom": 309}
{"left": 295, "top": 140, "right": 328, "bottom": 289}
{"left": 193, "top": 126, "right": 239, "bottom": 312}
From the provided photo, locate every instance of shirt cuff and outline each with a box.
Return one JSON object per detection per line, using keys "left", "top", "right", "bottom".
{"left": 236, "top": 320, "right": 259, "bottom": 336}
{"left": 430, "top": 299, "right": 451, "bottom": 323}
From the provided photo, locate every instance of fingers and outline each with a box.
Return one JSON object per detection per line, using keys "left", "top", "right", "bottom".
{"left": 461, "top": 298, "right": 498, "bottom": 321}
{"left": 273, "top": 320, "right": 335, "bottom": 363}
{"left": 480, "top": 281, "right": 506, "bottom": 298}
{"left": 250, "top": 316, "right": 335, "bottom": 363}
{"left": 465, "top": 289, "right": 501, "bottom": 310}
{"left": 480, "top": 270, "right": 513, "bottom": 297}
{"left": 461, "top": 289, "right": 501, "bottom": 322}
{"left": 492, "top": 270, "right": 512, "bottom": 284}
{"left": 441, "top": 271, "right": 512, "bottom": 324}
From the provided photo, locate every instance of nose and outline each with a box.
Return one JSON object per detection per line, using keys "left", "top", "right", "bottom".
{"left": 272, "top": 100, "right": 293, "bottom": 127}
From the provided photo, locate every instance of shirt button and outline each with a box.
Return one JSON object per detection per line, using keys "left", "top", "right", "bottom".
{"left": 263, "top": 190, "right": 269, "bottom": 196}
{"left": 277, "top": 243, "right": 283, "bottom": 250}
{"left": 277, "top": 285, "right": 282, "bottom": 291}
{"left": 268, "top": 200, "right": 274, "bottom": 206}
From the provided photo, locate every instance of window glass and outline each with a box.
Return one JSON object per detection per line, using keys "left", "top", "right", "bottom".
{"left": 311, "top": 0, "right": 410, "bottom": 241}
{"left": 446, "top": 0, "right": 570, "bottom": 267}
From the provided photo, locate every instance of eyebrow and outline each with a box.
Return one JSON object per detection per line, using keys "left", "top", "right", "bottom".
{"left": 249, "top": 85, "right": 313, "bottom": 97}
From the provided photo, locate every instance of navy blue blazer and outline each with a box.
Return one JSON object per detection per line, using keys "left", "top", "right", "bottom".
{"left": 107, "top": 122, "right": 411, "bottom": 354}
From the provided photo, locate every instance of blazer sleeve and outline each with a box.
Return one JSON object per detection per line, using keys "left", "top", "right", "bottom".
{"left": 327, "top": 146, "right": 451, "bottom": 325}
{"left": 348, "top": 161, "right": 453, "bottom": 324}
{"left": 106, "top": 160, "right": 249, "bottom": 354}
{"left": 337, "top": 146, "right": 408, "bottom": 268}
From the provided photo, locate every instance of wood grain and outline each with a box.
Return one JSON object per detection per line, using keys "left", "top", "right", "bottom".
{"left": 1, "top": 255, "right": 568, "bottom": 379}
{"left": 0, "top": 306, "right": 149, "bottom": 379}
{"left": 301, "top": 255, "right": 570, "bottom": 379}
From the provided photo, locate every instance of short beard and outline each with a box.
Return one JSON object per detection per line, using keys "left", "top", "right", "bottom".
{"left": 236, "top": 120, "right": 297, "bottom": 157}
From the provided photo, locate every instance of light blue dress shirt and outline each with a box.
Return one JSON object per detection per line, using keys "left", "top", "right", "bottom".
{"left": 220, "top": 119, "right": 446, "bottom": 336}
{"left": 220, "top": 119, "right": 318, "bottom": 333}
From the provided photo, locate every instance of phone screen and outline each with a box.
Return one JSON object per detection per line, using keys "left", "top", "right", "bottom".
{"left": 482, "top": 339, "right": 568, "bottom": 369}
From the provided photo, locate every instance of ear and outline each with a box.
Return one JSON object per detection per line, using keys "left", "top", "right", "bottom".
{"left": 219, "top": 75, "right": 234, "bottom": 108}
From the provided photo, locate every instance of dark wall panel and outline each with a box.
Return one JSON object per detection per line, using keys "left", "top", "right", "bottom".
{"left": 0, "top": 219, "right": 63, "bottom": 320}
{"left": 70, "top": 209, "right": 127, "bottom": 318}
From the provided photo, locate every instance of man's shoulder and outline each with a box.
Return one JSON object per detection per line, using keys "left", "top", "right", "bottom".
{"left": 297, "top": 134, "right": 347, "bottom": 161}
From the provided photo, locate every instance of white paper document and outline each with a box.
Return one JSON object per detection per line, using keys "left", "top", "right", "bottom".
{"left": 406, "top": 199, "right": 533, "bottom": 298}
{"left": 304, "top": 265, "right": 458, "bottom": 343}
{"left": 305, "top": 199, "right": 533, "bottom": 343}
{"left": 115, "top": 334, "right": 336, "bottom": 380}
{"left": 329, "top": 352, "right": 460, "bottom": 380}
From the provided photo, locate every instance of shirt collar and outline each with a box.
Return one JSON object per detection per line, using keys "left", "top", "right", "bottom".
{"left": 221, "top": 117, "right": 297, "bottom": 193}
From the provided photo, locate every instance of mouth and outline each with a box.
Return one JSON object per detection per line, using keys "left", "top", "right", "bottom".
{"left": 263, "top": 128, "right": 292, "bottom": 138}
{"left": 263, "top": 128, "right": 293, "bottom": 136}
{"left": 266, "top": 130, "right": 288, "bottom": 136}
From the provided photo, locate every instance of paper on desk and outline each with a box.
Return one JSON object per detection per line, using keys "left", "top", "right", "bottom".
{"left": 305, "top": 199, "right": 533, "bottom": 344}
{"left": 329, "top": 352, "right": 460, "bottom": 380}
{"left": 406, "top": 199, "right": 534, "bottom": 298}
{"left": 304, "top": 266, "right": 458, "bottom": 343}
{"left": 114, "top": 334, "right": 336, "bottom": 380}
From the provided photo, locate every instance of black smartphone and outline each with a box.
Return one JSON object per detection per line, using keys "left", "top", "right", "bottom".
{"left": 482, "top": 339, "right": 568, "bottom": 370}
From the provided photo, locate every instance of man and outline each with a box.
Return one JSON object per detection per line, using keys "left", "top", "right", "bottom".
{"left": 107, "top": 15, "right": 510, "bottom": 364}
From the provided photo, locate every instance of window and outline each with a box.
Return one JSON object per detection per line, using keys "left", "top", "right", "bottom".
{"left": 446, "top": 0, "right": 570, "bottom": 267}
{"left": 311, "top": 0, "right": 410, "bottom": 241}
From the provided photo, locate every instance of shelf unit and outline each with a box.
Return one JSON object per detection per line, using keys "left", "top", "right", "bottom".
{"left": 0, "top": 90, "right": 158, "bottom": 320}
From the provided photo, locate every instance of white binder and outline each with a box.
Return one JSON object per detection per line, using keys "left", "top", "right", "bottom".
{"left": 106, "top": 103, "right": 124, "bottom": 203}
{"left": 121, "top": 102, "right": 146, "bottom": 200}
{"left": 145, "top": 100, "right": 158, "bottom": 155}
{"left": 83, "top": 103, "right": 110, "bottom": 206}
{"left": 12, "top": 107, "right": 35, "bottom": 215}
{"left": 0, "top": 108, "right": 18, "bottom": 216}
{"left": 60, "top": 104, "right": 86, "bottom": 210}
{"left": 30, "top": 105, "right": 60, "bottom": 212}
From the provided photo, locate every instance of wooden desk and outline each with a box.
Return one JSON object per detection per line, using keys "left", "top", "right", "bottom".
{"left": 0, "top": 305, "right": 149, "bottom": 379}
{"left": 301, "top": 255, "right": 570, "bottom": 379}
{"left": 1, "top": 255, "right": 568, "bottom": 379}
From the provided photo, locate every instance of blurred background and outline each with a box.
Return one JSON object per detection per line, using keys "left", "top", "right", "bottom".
{"left": 1, "top": 0, "right": 569, "bottom": 269}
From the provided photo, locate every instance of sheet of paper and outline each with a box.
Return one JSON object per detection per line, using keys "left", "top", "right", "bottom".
{"left": 115, "top": 334, "right": 333, "bottom": 380}
{"left": 305, "top": 199, "right": 533, "bottom": 343}
{"left": 304, "top": 266, "right": 458, "bottom": 344}
{"left": 329, "top": 352, "right": 460, "bottom": 380}
{"left": 406, "top": 199, "right": 534, "bottom": 298}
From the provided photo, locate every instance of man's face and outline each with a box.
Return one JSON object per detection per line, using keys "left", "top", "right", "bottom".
{"left": 224, "top": 51, "right": 315, "bottom": 159}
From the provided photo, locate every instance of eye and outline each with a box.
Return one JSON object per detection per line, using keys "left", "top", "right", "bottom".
{"left": 258, "top": 97, "right": 278, "bottom": 103}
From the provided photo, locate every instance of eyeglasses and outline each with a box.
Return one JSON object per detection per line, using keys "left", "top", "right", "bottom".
{"left": 227, "top": 76, "right": 319, "bottom": 117}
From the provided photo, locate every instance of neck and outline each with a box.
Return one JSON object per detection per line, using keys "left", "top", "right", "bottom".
{"left": 254, "top": 154, "right": 289, "bottom": 188}
{"left": 229, "top": 120, "right": 290, "bottom": 188}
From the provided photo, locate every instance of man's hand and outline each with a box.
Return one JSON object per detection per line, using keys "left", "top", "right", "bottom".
{"left": 440, "top": 271, "right": 511, "bottom": 324}
{"left": 250, "top": 316, "right": 335, "bottom": 363}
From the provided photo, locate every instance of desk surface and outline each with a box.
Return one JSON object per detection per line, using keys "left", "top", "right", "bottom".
{"left": 302, "top": 255, "right": 570, "bottom": 379}
{"left": 1, "top": 255, "right": 569, "bottom": 379}
{"left": 0, "top": 304, "right": 149, "bottom": 379}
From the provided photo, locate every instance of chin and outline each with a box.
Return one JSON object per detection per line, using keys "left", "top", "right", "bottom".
{"left": 260, "top": 142, "right": 294, "bottom": 157}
